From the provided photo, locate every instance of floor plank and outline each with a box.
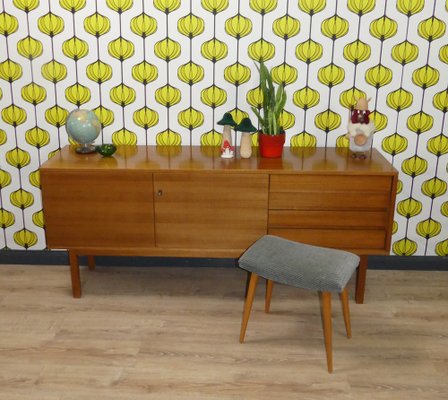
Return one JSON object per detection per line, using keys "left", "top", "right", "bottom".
{"left": 0, "top": 265, "right": 447, "bottom": 399}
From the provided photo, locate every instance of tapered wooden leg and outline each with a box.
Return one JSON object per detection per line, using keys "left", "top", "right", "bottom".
{"left": 339, "top": 287, "right": 352, "bottom": 338}
{"left": 87, "top": 255, "right": 95, "bottom": 270}
{"left": 355, "top": 255, "right": 368, "bottom": 304}
{"left": 321, "top": 291, "right": 333, "bottom": 373}
{"left": 244, "top": 271, "right": 251, "bottom": 298}
{"left": 265, "top": 280, "right": 274, "bottom": 313}
{"left": 240, "top": 273, "right": 259, "bottom": 343}
{"left": 68, "top": 250, "right": 81, "bottom": 298}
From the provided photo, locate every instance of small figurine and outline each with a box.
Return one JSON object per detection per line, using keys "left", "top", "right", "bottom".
{"left": 235, "top": 117, "right": 257, "bottom": 159}
{"left": 217, "top": 112, "right": 236, "bottom": 159}
{"left": 347, "top": 97, "right": 375, "bottom": 160}
{"left": 350, "top": 97, "right": 371, "bottom": 124}
{"left": 221, "top": 140, "right": 235, "bottom": 158}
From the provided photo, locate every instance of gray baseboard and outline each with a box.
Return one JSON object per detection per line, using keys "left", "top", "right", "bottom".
{"left": 368, "top": 255, "right": 447, "bottom": 271}
{"left": 0, "top": 250, "right": 446, "bottom": 271}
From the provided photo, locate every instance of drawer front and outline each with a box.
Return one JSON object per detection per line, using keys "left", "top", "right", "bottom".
{"left": 269, "top": 210, "right": 388, "bottom": 229}
{"left": 269, "top": 174, "right": 393, "bottom": 211}
{"left": 270, "top": 175, "right": 392, "bottom": 192}
{"left": 268, "top": 228, "right": 386, "bottom": 250}
{"left": 270, "top": 191, "right": 390, "bottom": 210}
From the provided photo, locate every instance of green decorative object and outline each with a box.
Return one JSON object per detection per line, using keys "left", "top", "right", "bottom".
{"left": 66, "top": 109, "right": 101, "bottom": 154}
{"left": 235, "top": 117, "right": 257, "bottom": 132}
{"left": 217, "top": 112, "right": 236, "bottom": 127}
{"left": 95, "top": 143, "right": 117, "bottom": 157}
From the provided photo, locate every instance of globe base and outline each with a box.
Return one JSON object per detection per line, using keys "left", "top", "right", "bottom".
{"left": 75, "top": 143, "right": 96, "bottom": 154}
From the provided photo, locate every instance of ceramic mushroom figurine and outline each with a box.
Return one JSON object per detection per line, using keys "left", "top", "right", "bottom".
{"left": 235, "top": 117, "right": 256, "bottom": 159}
{"left": 217, "top": 112, "right": 236, "bottom": 159}
{"left": 347, "top": 97, "right": 375, "bottom": 159}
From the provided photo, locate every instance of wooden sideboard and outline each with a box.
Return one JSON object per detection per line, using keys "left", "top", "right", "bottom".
{"left": 40, "top": 145, "right": 398, "bottom": 302}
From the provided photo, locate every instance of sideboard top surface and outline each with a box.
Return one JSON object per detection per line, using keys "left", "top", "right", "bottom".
{"left": 41, "top": 145, "right": 397, "bottom": 175}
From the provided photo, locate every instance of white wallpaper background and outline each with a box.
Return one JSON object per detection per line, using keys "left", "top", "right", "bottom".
{"left": 0, "top": 0, "right": 447, "bottom": 256}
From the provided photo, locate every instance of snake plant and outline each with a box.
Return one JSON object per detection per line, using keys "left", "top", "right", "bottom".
{"left": 251, "top": 62, "right": 287, "bottom": 136}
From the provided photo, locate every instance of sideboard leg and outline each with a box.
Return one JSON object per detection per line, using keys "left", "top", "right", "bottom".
{"left": 355, "top": 255, "right": 368, "bottom": 304}
{"left": 87, "top": 255, "right": 96, "bottom": 270}
{"left": 68, "top": 250, "right": 82, "bottom": 298}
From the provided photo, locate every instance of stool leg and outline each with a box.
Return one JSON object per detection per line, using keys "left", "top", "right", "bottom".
{"left": 339, "top": 287, "right": 352, "bottom": 338}
{"left": 321, "top": 291, "right": 333, "bottom": 373}
{"left": 240, "top": 272, "right": 259, "bottom": 343}
{"left": 265, "top": 279, "right": 274, "bottom": 313}
{"left": 244, "top": 271, "right": 250, "bottom": 298}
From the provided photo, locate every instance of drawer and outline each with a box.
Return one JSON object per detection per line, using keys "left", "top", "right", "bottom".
{"left": 269, "top": 175, "right": 392, "bottom": 211}
{"left": 268, "top": 228, "right": 386, "bottom": 250}
{"left": 270, "top": 174, "right": 392, "bottom": 192}
{"left": 269, "top": 210, "right": 388, "bottom": 229}
{"left": 269, "top": 191, "right": 390, "bottom": 210}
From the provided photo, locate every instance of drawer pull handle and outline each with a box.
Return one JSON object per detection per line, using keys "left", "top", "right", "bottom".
{"left": 157, "top": 190, "right": 163, "bottom": 197}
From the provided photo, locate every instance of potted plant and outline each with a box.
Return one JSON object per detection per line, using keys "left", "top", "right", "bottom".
{"left": 251, "top": 61, "right": 287, "bottom": 158}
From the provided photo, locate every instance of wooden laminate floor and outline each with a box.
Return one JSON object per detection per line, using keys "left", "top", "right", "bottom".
{"left": 0, "top": 264, "right": 447, "bottom": 399}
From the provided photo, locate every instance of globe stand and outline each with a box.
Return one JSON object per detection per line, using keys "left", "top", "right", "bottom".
{"left": 75, "top": 143, "right": 96, "bottom": 154}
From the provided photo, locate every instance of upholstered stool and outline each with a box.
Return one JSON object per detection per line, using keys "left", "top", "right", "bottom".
{"left": 238, "top": 235, "right": 360, "bottom": 373}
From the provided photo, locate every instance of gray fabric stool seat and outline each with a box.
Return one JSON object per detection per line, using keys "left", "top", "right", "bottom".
{"left": 239, "top": 235, "right": 360, "bottom": 292}
{"left": 238, "top": 235, "right": 360, "bottom": 373}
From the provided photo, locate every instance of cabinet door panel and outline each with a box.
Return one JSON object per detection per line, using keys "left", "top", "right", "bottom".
{"left": 41, "top": 170, "right": 154, "bottom": 248}
{"left": 154, "top": 173, "right": 268, "bottom": 249}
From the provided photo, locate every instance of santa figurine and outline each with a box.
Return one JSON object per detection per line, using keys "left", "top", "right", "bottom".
{"left": 347, "top": 97, "right": 375, "bottom": 159}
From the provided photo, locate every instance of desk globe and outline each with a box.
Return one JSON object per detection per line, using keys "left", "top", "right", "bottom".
{"left": 66, "top": 109, "right": 101, "bottom": 154}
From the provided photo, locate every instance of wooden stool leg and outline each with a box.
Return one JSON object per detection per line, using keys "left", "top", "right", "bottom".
{"left": 240, "top": 273, "right": 259, "bottom": 343}
{"left": 339, "top": 287, "right": 352, "bottom": 338}
{"left": 244, "top": 271, "right": 250, "bottom": 298}
{"left": 265, "top": 279, "right": 274, "bottom": 313}
{"left": 321, "top": 291, "right": 333, "bottom": 373}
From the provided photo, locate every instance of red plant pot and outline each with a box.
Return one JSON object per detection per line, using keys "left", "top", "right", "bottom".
{"left": 258, "top": 131, "right": 286, "bottom": 158}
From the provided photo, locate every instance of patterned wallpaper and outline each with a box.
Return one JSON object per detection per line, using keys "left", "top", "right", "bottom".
{"left": 0, "top": 0, "right": 447, "bottom": 256}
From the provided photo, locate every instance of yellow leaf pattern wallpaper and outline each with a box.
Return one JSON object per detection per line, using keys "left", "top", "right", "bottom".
{"left": 0, "top": 0, "right": 447, "bottom": 256}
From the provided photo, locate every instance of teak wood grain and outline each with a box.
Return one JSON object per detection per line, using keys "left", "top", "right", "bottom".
{"left": 268, "top": 228, "right": 386, "bottom": 250}
{"left": 40, "top": 145, "right": 398, "bottom": 302}
{"left": 269, "top": 210, "right": 388, "bottom": 229}
{"left": 41, "top": 170, "right": 155, "bottom": 249}
{"left": 153, "top": 172, "right": 268, "bottom": 249}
